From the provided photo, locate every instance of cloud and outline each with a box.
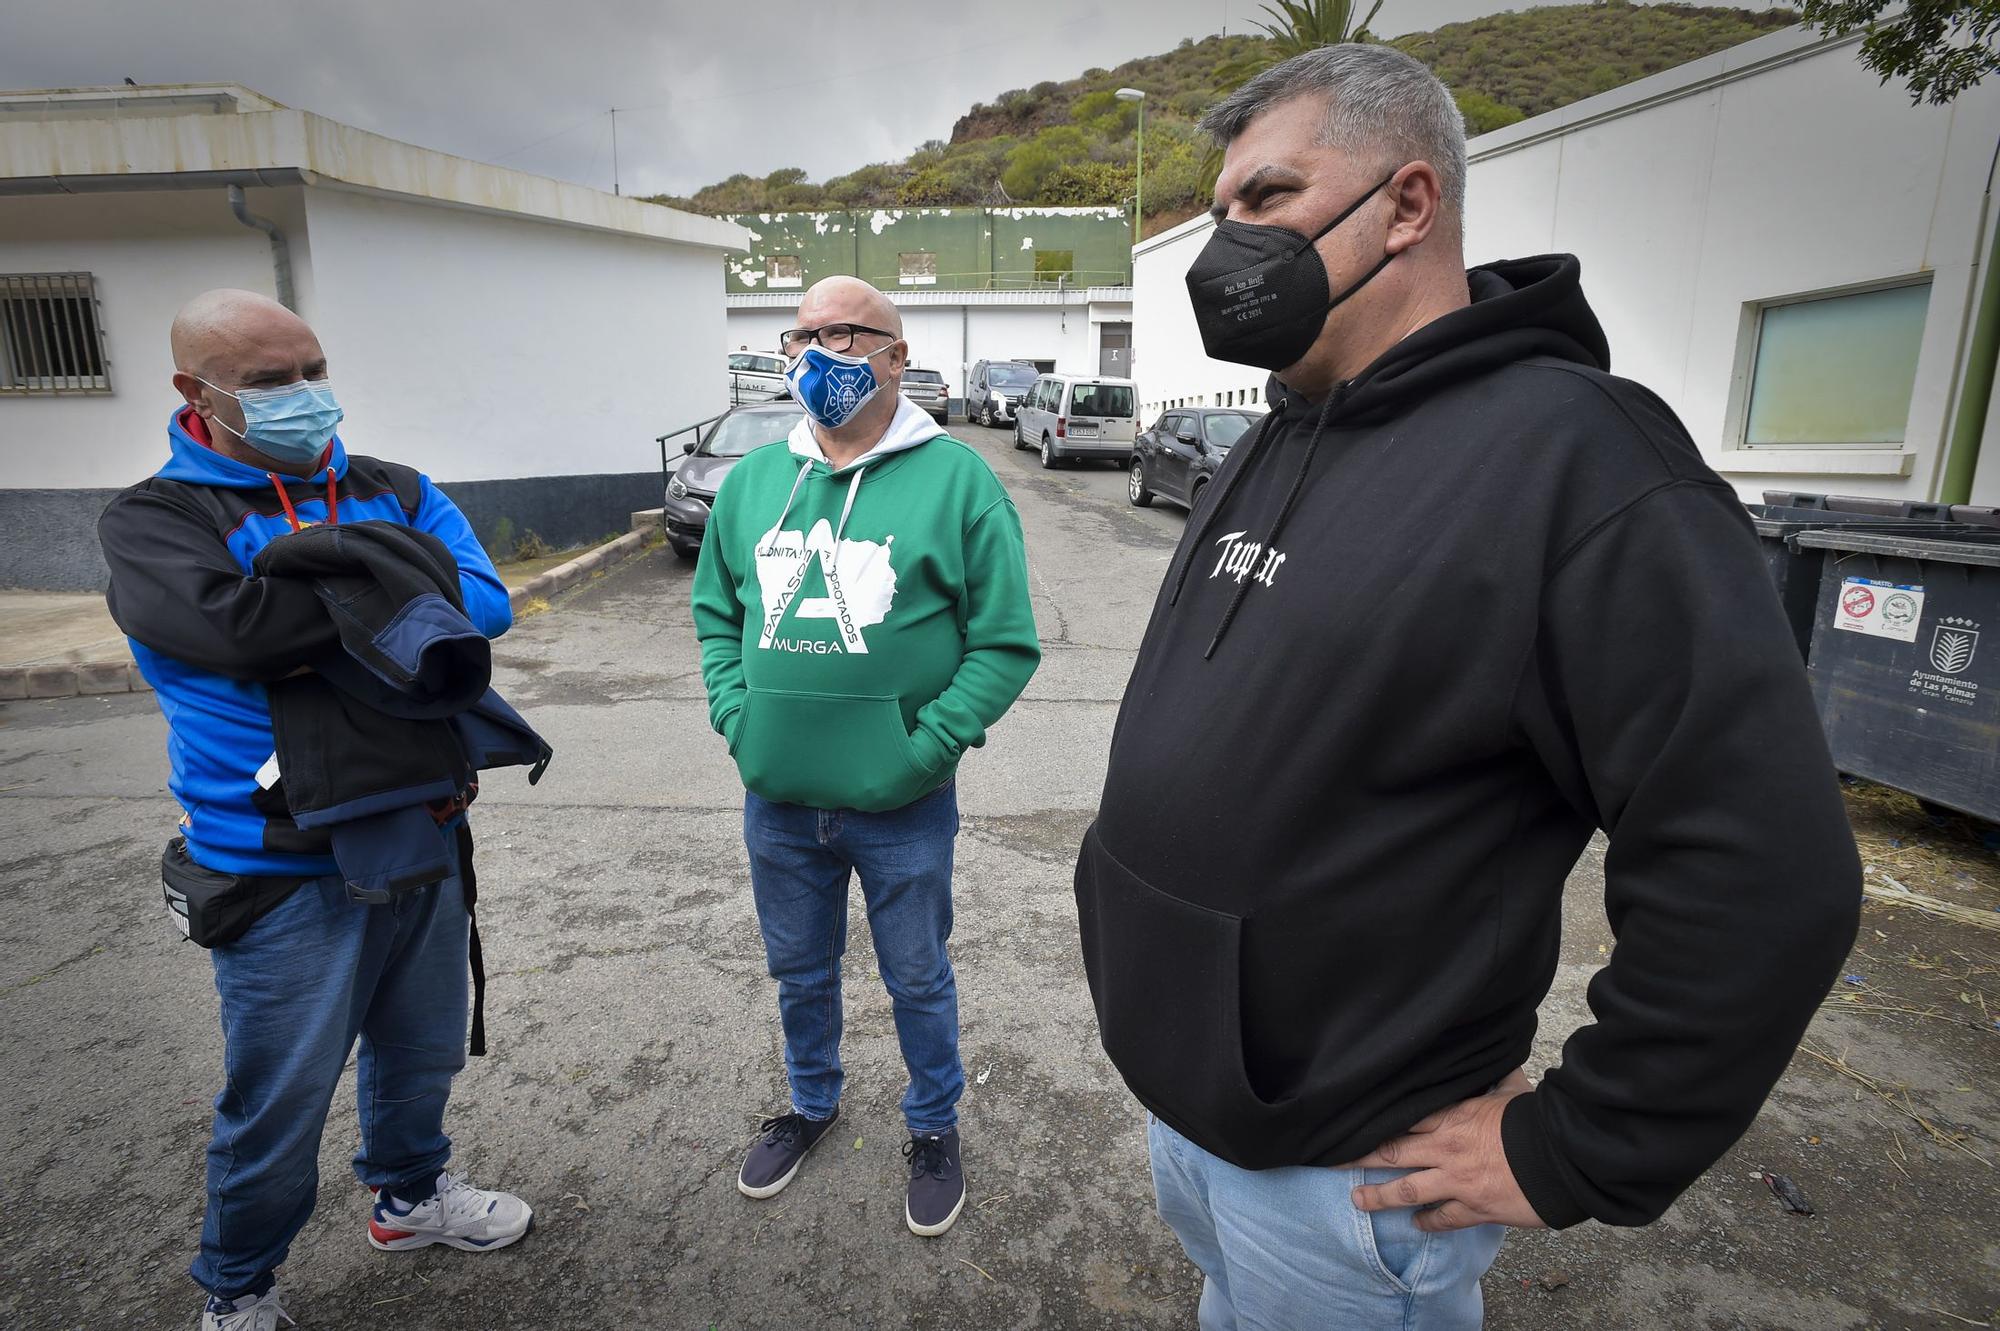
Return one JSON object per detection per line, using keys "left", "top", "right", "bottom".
{"left": 1, "top": 0, "right": 1590, "bottom": 200}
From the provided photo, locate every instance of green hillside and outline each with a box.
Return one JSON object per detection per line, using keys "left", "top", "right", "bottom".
{"left": 651, "top": 2, "right": 1798, "bottom": 235}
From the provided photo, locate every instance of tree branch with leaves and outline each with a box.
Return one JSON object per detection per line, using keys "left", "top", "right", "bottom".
{"left": 1801, "top": 0, "right": 2000, "bottom": 104}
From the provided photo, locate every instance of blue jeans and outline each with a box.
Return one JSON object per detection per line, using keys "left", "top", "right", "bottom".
{"left": 192, "top": 831, "right": 471, "bottom": 1299}
{"left": 1149, "top": 1114, "right": 1506, "bottom": 1331}
{"left": 744, "top": 781, "right": 963, "bottom": 1134}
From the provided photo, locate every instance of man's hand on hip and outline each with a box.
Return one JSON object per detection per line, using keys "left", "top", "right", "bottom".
{"left": 1341, "top": 1068, "right": 1547, "bottom": 1232}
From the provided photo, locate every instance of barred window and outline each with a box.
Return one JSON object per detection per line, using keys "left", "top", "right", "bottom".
{"left": 1, "top": 274, "right": 110, "bottom": 395}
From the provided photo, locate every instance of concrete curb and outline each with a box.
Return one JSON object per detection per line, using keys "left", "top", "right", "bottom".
{"left": 506, "top": 520, "right": 659, "bottom": 615}
{"left": 0, "top": 659, "right": 151, "bottom": 702}
{"left": 2, "top": 523, "right": 666, "bottom": 703}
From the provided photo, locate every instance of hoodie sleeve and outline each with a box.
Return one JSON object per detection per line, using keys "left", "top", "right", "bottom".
{"left": 1500, "top": 479, "right": 1861, "bottom": 1228}
{"left": 411, "top": 475, "right": 512, "bottom": 640}
{"left": 98, "top": 485, "right": 340, "bottom": 680}
{"left": 692, "top": 484, "right": 749, "bottom": 746}
{"left": 907, "top": 496, "right": 1041, "bottom": 772}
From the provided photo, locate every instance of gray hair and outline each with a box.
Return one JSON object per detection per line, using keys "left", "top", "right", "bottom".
{"left": 1200, "top": 44, "right": 1466, "bottom": 224}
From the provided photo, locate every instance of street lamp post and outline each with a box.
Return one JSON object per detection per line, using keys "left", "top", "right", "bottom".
{"left": 1116, "top": 87, "right": 1146, "bottom": 245}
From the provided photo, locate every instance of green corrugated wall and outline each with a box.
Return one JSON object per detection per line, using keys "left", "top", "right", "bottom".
{"left": 721, "top": 207, "right": 1132, "bottom": 294}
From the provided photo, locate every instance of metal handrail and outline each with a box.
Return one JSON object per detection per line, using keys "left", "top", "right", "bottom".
{"left": 656, "top": 410, "right": 729, "bottom": 494}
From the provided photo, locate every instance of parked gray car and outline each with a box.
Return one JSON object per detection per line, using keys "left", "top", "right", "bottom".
{"left": 662, "top": 401, "right": 804, "bottom": 558}
{"left": 900, "top": 367, "right": 950, "bottom": 426}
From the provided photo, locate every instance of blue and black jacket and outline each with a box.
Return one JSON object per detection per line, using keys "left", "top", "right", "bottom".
{"left": 98, "top": 407, "right": 512, "bottom": 878}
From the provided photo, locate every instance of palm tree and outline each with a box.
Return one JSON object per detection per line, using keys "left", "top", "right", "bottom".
{"left": 1194, "top": 0, "right": 1388, "bottom": 214}
{"left": 1214, "top": 0, "right": 1387, "bottom": 96}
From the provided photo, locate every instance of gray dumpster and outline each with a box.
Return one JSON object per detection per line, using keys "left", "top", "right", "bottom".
{"left": 1795, "top": 528, "right": 2000, "bottom": 821}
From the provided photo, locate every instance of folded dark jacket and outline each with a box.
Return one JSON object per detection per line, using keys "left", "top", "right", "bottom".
{"left": 252, "top": 521, "right": 551, "bottom": 895}
{"left": 254, "top": 520, "right": 490, "bottom": 717}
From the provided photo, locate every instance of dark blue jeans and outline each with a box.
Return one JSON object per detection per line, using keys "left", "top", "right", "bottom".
{"left": 191, "top": 829, "right": 470, "bottom": 1299}
{"left": 744, "top": 781, "right": 963, "bottom": 1135}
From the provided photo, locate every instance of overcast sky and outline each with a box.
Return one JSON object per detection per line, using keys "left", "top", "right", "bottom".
{"left": 8, "top": 0, "right": 1601, "bottom": 199}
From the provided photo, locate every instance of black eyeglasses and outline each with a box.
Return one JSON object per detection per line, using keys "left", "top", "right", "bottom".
{"left": 778, "top": 323, "right": 898, "bottom": 356}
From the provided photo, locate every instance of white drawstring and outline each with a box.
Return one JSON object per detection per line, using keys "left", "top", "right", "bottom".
{"left": 772, "top": 458, "right": 813, "bottom": 536}
{"left": 834, "top": 466, "right": 866, "bottom": 545}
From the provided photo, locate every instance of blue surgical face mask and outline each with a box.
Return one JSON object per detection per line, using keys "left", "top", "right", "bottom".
{"left": 785, "top": 344, "right": 896, "bottom": 430}
{"left": 197, "top": 375, "right": 344, "bottom": 469}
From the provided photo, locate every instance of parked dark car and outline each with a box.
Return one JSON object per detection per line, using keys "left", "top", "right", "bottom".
{"left": 663, "top": 401, "right": 804, "bottom": 558}
{"left": 900, "top": 366, "right": 950, "bottom": 426}
{"left": 1129, "top": 408, "right": 1262, "bottom": 512}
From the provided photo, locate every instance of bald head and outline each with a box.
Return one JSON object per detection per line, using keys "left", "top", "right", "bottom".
{"left": 170, "top": 289, "right": 331, "bottom": 468}
{"left": 797, "top": 275, "right": 903, "bottom": 340}
{"left": 170, "top": 288, "right": 321, "bottom": 381}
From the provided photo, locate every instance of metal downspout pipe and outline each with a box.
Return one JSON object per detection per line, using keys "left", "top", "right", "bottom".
{"left": 227, "top": 184, "right": 296, "bottom": 312}
{"left": 1939, "top": 134, "right": 2000, "bottom": 505}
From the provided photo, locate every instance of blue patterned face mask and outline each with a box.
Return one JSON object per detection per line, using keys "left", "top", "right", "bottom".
{"left": 198, "top": 375, "right": 344, "bottom": 468}
{"left": 784, "top": 344, "right": 896, "bottom": 429}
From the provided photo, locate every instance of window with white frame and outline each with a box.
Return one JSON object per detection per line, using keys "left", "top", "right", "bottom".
{"left": 767, "top": 255, "right": 803, "bottom": 289}
{"left": 1741, "top": 280, "right": 1931, "bottom": 449}
{"left": 898, "top": 251, "right": 938, "bottom": 286}
{"left": 1, "top": 273, "right": 110, "bottom": 395}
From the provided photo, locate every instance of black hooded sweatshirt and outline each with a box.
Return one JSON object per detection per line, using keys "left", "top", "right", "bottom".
{"left": 1076, "top": 254, "right": 1861, "bottom": 1229}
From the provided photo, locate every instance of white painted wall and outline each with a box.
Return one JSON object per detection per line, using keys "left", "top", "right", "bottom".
{"left": 301, "top": 186, "right": 725, "bottom": 481}
{"left": 0, "top": 183, "right": 729, "bottom": 489}
{"left": 1133, "top": 216, "right": 1270, "bottom": 425}
{"left": 0, "top": 187, "right": 296, "bottom": 489}
{"left": 1131, "top": 28, "right": 2000, "bottom": 500}
{"left": 1466, "top": 31, "right": 2000, "bottom": 502}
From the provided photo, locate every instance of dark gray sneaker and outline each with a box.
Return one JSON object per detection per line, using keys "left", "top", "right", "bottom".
{"left": 737, "top": 1109, "right": 840, "bottom": 1200}
{"left": 903, "top": 1129, "right": 965, "bottom": 1236}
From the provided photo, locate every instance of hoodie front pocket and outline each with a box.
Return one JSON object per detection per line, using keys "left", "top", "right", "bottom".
{"left": 1074, "top": 825, "right": 1284, "bottom": 1148}
{"left": 735, "top": 687, "right": 932, "bottom": 812}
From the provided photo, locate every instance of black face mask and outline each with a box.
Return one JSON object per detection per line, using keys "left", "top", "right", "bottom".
{"left": 1185, "top": 172, "right": 1398, "bottom": 372}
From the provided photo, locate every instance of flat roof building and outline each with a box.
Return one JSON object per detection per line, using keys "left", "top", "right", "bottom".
{"left": 0, "top": 83, "right": 749, "bottom": 589}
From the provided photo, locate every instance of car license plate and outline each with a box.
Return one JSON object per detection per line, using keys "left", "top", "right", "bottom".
{"left": 1071, "top": 423, "right": 1099, "bottom": 438}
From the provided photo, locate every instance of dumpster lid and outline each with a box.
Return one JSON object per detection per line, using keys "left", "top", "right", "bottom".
{"left": 1792, "top": 528, "right": 2000, "bottom": 566}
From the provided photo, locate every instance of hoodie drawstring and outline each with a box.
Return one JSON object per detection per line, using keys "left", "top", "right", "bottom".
{"left": 772, "top": 457, "right": 867, "bottom": 546}
{"left": 1189, "top": 387, "right": 1343, "bottom": 660}
{"left": 834, "top": 467, "right": 865, "bottom": 546}
{"left": 268, "top": 466, "right": 338, "bottom": 532}
{"left": 771, "top": 458, "right": 814, "bottom": 536}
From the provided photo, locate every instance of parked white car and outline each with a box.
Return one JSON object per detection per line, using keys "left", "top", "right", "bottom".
{"left": 727, "top": 350, "right": 788, "bottom": 405}
{"left": 1012, "top": 373, "right": 1140, "bottom": 469}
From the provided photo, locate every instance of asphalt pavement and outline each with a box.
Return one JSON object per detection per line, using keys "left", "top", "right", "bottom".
{"left": 2, "top": 423, "right": 1994, "bottom": 1330}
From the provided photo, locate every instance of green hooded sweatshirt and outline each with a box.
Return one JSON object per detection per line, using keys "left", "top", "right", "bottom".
{"left": 692, "top": 397, "right": 1040, "bottom": 812}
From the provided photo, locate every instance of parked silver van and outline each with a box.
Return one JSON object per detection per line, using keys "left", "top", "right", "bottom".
{"left": 1012, "top": 373, "right": 1140, "bottom": 469}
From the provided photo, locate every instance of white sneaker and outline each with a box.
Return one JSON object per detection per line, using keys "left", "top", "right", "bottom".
{"left": 367, "top": 1170, "right": 534, "bottom": 1253}
{"left": 201, "top": 1287, "right": 294, "bottom": 1331}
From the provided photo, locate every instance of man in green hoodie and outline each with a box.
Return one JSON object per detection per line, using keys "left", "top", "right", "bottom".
{"left": 693, "top": 276, "right": 1040, "bottom": 1237}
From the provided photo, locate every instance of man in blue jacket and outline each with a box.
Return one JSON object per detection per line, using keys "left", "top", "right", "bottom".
{"left": 98, "top": 289, "right": 532, "bottom": 1331}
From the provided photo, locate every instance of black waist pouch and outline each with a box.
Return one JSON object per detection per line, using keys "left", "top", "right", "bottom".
{"left": 160, "top": 837, "right": 310, "bottom": 948}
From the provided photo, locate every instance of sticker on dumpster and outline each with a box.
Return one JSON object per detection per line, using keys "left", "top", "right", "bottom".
{"left": 1834, "top": 577, "right": 1924, "bottom": 643}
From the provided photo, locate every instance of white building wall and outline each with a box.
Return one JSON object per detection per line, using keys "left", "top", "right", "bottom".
{"left": 0, "top": 187, "right": 299, "bottom": 489}
{"left": 1466, "top": 31, "right": 2000, "bottom": 502}
{"left": 1132, "top": 217, "right": 1270, "bottom": 425}
{"left": 1131, "top": 27, "right": 2000, "bottom": 500}
{"left": 301, "top": 186, "right": 727, "bottom": 483}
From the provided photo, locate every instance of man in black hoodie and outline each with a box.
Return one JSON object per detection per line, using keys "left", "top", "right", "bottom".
{"left": 1075, "top": 44, "right": 1860, "bottom": 1329}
